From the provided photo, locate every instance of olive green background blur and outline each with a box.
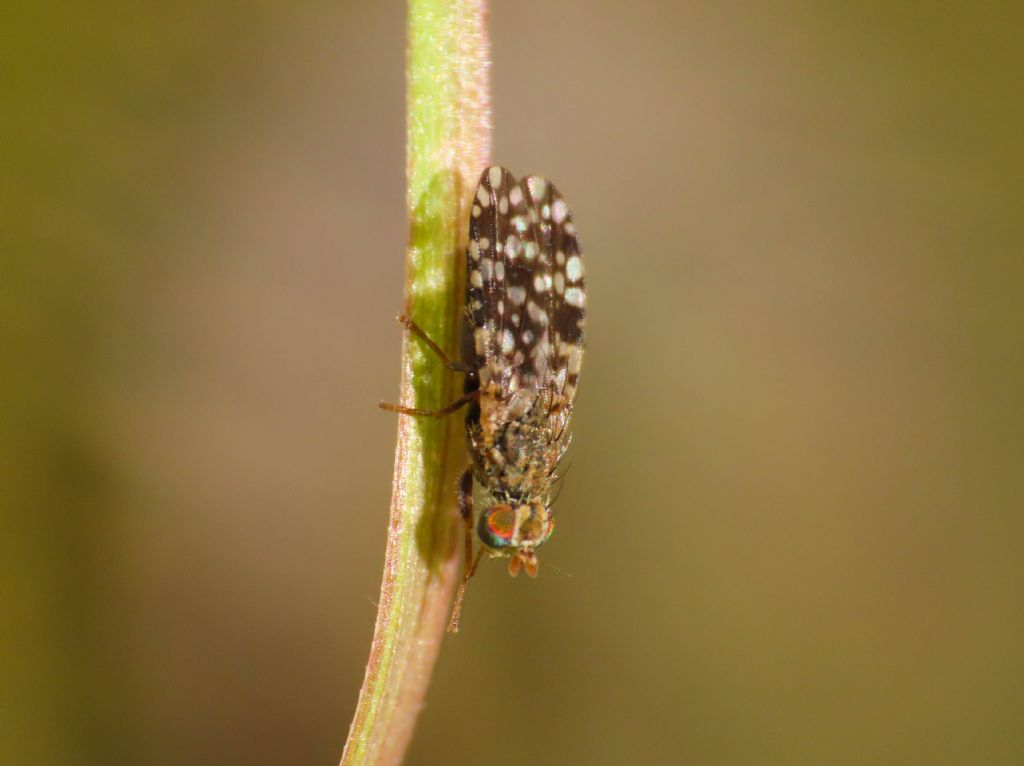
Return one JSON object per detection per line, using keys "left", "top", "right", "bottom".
{"left": 3, "top": 2, "right": 1023, "bottom": 764}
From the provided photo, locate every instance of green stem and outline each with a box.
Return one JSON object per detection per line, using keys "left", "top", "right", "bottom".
{"left": 340, "top": 2, "right": 489, "bottom": 765}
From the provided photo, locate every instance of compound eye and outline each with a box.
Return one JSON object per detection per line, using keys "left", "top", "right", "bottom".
{"left": 478, "top": 505, "right": 516, "bottom": 549}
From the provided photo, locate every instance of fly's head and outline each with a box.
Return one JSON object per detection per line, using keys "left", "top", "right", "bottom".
{"left": 476, "top": 499, "right": 555, "bottom": 577}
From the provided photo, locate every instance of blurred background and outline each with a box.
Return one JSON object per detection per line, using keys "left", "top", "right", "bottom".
{"left": 3, "top": 2, "right": 1023, "bottom": 764}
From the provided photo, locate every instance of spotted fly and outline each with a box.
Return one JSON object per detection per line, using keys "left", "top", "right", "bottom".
{"left": 380, "top": 166, "right": 585, "bottom": 631}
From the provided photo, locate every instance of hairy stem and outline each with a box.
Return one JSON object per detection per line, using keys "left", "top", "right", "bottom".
{"left": 340, "top": 2, "right": 490, "bottom": 764}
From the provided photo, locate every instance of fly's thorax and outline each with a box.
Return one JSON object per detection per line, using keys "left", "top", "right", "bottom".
{"left": 476, "top": 500, "right": 555, "bottom": 577}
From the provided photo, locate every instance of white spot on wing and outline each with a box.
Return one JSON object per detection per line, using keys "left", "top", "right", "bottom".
{"left": 527, "top": 300, "right": 548, "bottom": 325}
{"left": 564, "top": 287, "right": 585, "bottom": 307}
{"left": 488, "top": 166, "right": 503, "bottom": 187}
{"left": 500, "top": 329, "right": 515, "bottom": 354}
{"left": 552, "top": 367, "right": 567, "bottom": 390}
{"left": 566, "top": 255, "right": 583, "bottom": 282}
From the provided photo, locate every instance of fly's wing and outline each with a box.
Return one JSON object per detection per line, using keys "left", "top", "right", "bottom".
{"left": 467, "top": 166, "right": 539, "bottom": 391}
{"left": 521, "top": 175, "right": 585, "bottom": 404}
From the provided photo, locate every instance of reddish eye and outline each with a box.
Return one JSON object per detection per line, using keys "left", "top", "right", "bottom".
{"left": 478, "top": 505, "right": 515, "bottom": 549}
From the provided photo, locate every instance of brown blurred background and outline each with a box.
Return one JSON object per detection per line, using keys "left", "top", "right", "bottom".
{"left": 3, "top": 2, "right": 1023, "bottom": 764}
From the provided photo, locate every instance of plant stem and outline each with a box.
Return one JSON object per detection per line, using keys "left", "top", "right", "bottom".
{"left": 340, "top": 2, "right": 489, "bottom": 765}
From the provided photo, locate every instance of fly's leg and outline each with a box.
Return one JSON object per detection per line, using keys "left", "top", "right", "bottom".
{"left": 378, "top": 315, "right": 478, "bottom": 416}
{"left": 447, "top": 467, "right": 483, "bottom": 633}
{"left": 378, "top": 389, "right": 479, "bottom": 418}
{"left": 398, "top": 314, "right": 474, "bottom": 374}
{"left": 378, "top": 319, "right": 481, "bottom": 629}
{"left": 447, "top": 550, "right": 483, "bottom": 634}
{"left": 456, "top": 467, "right": 475, "bottom": 576}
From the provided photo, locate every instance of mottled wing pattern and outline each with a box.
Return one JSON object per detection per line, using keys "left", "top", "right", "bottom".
{"left": 467, "top": 166, "right": 585, "bottom": 404}
{"left": 466, "top": 166, "right": 537, "bottom": 390}
{"left": 521, "top": 175, "right": 585, "bottom": 403}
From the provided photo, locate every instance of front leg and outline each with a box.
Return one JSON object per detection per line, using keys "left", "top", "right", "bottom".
{"left": 447, "top": 467, "right": 483, "bottom": 633}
